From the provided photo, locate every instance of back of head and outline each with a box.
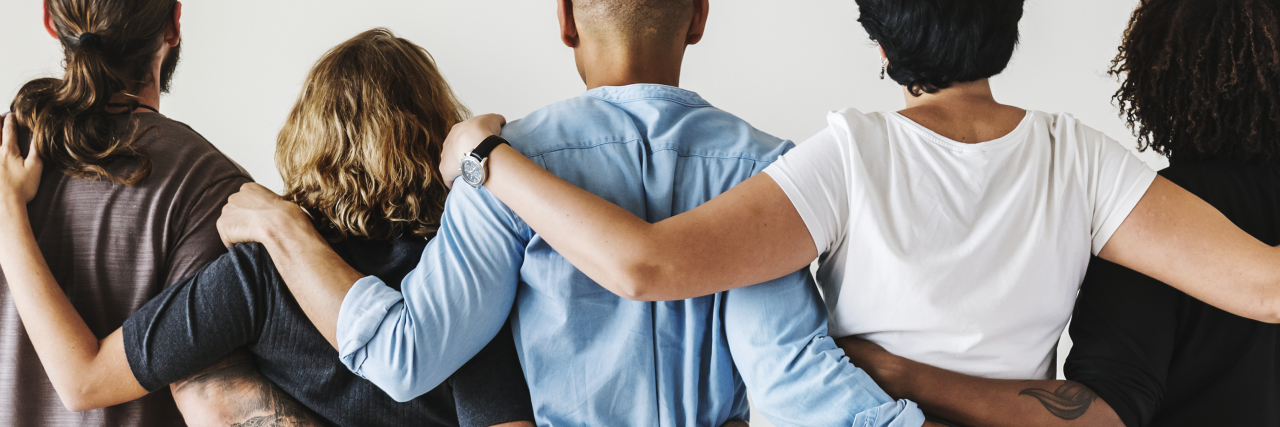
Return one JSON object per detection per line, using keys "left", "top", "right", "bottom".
{"left": 1113, "top": 0, "right": 1280, "bottom": 165}
{"left": 9, "top": 0, "right": 180, "bottom": 186}
{"left": 574, "top": 0, "right": 695, "bottom": 44}
{"left": 276, "top": 28, "right": 469, "bottom": 242}
{"left": 856, "top": 0, "right": 1025, "bottom": 96}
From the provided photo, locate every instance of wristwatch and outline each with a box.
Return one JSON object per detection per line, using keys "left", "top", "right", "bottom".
{"left": 460, "top": 135, "right": 511, "bottom": 188}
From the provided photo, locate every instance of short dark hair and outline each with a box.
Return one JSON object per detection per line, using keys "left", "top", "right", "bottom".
{"left": 574, "top": 0, "right": 695, "bottom": 43}
{"left": 856, "top": 0, "right": 1025, "bottom": 96}
{"left": 1112, "top": 0, "right": 1280, "bottom": 165}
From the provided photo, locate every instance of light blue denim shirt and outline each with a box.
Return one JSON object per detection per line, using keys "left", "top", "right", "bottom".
{"left": 336, "top": 84, "right": 924, "bottom": 427}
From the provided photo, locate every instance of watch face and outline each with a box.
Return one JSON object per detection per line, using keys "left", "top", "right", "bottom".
{"left": 461, "top": 157, "right": 485, "bottom": 187}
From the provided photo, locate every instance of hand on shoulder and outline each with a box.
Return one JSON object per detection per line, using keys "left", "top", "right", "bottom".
{"left": 0, "top": 113, "right": 43, "bottom": 212}
{"left": 216, "top": 183, "right": 314, "bottom": 249}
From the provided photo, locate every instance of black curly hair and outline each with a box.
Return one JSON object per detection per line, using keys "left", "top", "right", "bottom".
{"left": 855, "top": 0, "right": 1025, "bottom": 96}
{"left": 1112, "top": 0, "right": 1280, "bottom": 165}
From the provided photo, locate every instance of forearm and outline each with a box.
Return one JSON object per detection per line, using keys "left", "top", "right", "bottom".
{"left": 257, "top": 218, "right": 363, "bottom": 349}
{"left": 482, "top": 145, "right": 667, "bottom": 298}
{"left": 0, "top": 199, "right": 145, "bottom": 409}
{"left": 484, "top": 145, "right": 815, "bottom": 300}
{"left": 877, "top": 355, "right": 1123, "bottom": 427}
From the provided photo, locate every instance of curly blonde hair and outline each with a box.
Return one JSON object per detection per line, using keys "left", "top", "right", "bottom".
{"left": 277, "top": 28, "right": 468, "bottom": 242}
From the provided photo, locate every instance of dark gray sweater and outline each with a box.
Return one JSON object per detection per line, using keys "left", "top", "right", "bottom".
{"left": 122, "top": 238, "right": 534, "bottom": 427}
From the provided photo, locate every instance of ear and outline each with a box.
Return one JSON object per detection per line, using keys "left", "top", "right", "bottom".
{"left": 558, "top": 0, "right": 579, "bottom": 48}
{"left": 685, "top": 0, "right": 709, "bottom": 45}
{"left": 43, "top": 1, "right": 59, "bottom": 40}
{"left": 164, "top": 1, "right": 182, "bottom": 47}
{"left": 878, "top": 44, "right": 887, "bottom": 60}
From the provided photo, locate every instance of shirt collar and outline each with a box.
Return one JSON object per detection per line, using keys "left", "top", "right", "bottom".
{"left": 582, "top": 84, "right": 712, "bottom": 107}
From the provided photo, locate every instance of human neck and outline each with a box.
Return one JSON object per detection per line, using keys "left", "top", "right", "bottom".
{"left": 576, "top": 38, "right": 685, "bottom": 89}
{"left": 106, "top": 61, "right": 163, "bottom": 114}
{"left": 897, "top": 79, "right": 1026, "bottom": 144}
{"left": 901, "top": 79, "right": 1001, "bottom": 111}
{"left": 108, "top": 85, "right": 161, "bottom": 113}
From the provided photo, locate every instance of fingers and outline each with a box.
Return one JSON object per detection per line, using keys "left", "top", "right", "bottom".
{"left": 2, "top": 114, "right": 16, "bottom": 158}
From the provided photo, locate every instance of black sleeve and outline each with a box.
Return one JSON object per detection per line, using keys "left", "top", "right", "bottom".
{"left": 1064, "top": 256, "right": 1179, "bottom": 427}
{"left": 448, "top": 320, "right": 535, "bottom": 427}
{"left": 122, "top": 243, "right": 278, "bottom": 392}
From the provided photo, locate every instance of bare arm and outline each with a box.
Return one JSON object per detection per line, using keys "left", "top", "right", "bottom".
{"left": 215, "top": 183, "right": 363, "bottom": 349}
{"left": 0, "top": 115, "right": 148, "bottom": 411}
{"left": 1100, "top": 177, "right": 1280, "bottom": 323}
{"left": 438, "top": 115, "right": 816, "bottom": 301}
{"left": 169, "top": 352, "right": 326, "bottom": 427}
{"left": 836, "top": 337, "right": 1124, "bottom": 427}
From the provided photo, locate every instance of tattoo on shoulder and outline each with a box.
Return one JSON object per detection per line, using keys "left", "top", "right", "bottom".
{"left": 1018, "top": 381, "right": 1098, "bottom": 421}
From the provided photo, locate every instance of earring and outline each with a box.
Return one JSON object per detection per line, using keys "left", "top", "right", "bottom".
{"left": 880, "top": 58, "right": 888, "bottom": 80}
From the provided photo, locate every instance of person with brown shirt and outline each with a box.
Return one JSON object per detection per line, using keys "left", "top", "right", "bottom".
{"left": 0, "top": 1, "right": 263, "bottom": 425}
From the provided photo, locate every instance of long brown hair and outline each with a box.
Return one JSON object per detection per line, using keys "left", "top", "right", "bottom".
{"left": 9, "top": 0, "right": 180, "bottom": 185}
{"left": 1112, "top": 0, "right": 1280, "bottom": 164}
{"left": 277, "top": 28, "right": 469, "bottom": 242}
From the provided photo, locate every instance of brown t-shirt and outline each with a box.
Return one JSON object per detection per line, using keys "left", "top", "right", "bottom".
{"left": 0, "top": 113, "right": 252, "bottom": 426}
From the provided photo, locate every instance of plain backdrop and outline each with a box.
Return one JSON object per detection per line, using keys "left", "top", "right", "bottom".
{"left": 2, "top": 1, "right": 1151, "bottom": 425}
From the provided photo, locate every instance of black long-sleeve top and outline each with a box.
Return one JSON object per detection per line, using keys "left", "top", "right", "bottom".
{"left": 1065, "top": 162, "right": 1280, "bottom": 427}
{"left": 122, "top": 238, "right": 535, "bottom": 427}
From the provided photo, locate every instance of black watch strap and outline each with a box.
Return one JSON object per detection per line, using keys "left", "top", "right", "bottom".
{"left": 471, "top": 135, "right": 511, "bottom": 159}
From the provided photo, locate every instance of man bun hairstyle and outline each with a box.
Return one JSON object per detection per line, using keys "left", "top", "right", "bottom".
{"left": 9, "top": 0, "right": 180, "bottom": 186}
{"left": 856, "top": 0, "right": 1025, "bottom": 96}
{"left": 1112, "top": 0, "right": 1280, "bottom": 165}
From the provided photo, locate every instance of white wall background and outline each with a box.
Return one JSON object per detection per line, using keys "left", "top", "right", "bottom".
{"left": 2, "top": 1, "right": 1151, "bottom": 425}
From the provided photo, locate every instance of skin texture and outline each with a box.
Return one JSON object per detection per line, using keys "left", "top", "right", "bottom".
{"left": 835, "top": 336, "right": 1124, "bottom": 427}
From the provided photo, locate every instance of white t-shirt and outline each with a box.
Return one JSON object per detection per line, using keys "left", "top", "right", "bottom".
{"left": 764, "top": 109, "right": 1158, "bottom": 380}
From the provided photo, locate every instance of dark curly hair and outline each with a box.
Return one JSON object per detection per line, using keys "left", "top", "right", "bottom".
{"left": 1112, "top": 0, "right": 1280, "bottom": 165}
{"left": 855, "top": 0, "right": 1025, "bottom": 96}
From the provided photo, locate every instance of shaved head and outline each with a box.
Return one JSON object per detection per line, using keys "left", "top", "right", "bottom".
{"left": 573, "top": 0, "right": 697, "bottom": 43}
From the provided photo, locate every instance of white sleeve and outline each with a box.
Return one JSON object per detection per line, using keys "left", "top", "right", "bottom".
{"left": 763, "top": 124, "right": 853, "bottom": 256}
{"left": 1085, "top": 128, "right": 1159, "bottom": 255}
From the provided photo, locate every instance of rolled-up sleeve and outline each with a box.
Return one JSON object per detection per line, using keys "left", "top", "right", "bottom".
{"left": 724, "top": 270, "right": 925, "bottom": 427}
{"left": 335, "top": 182, "right": 530, "bottom": 402}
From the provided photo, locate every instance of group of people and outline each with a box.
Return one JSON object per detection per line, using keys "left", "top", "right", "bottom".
{"left": 0, "top": 0, "right": 1277, "bottom": 426}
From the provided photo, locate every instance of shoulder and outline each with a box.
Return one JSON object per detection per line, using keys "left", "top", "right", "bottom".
{"left": 1032, "top": 111, "right": 1115, "bottom": 148}
{"left": 127, "top": 114, "right": 253, "bottom": 186}
{"left": 502, "top": 95, "right": 792, "bottom": 163}
{"left": 501, "top": 97, "right": 642, "bottom": 157}
{"left": 821, "top": 108, "right": 893, "bottom": 147}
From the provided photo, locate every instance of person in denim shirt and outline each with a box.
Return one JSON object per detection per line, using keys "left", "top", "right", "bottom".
{"left": 215, "top": 1, "right": 927, "bottom": 426}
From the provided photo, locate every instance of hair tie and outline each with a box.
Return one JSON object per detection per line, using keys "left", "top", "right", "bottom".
{"left": 76, "top": 32, "right": 101, "bottom": 47}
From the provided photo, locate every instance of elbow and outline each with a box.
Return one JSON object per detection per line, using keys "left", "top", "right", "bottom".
{"left": 367, "top": 372, "right": 435, "bottom": 403}
{"left": 1263, "top": 304, "right": 1280, "bottom": 325}
{"left": 613, "top": 260, "right": 669, "bottom": 302}
{"left": 57, "top": 388, "right": 100, "bottom": 413}
{"left": 385, "top": 388, "right": 419, "bottom": 404}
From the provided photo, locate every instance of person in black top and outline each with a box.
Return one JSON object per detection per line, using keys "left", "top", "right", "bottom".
{"left": 0, "top": 28, "right": 533, "bottom": 427}
{"left": 1064, "top": 0, "right": 1280, "bottom": 426}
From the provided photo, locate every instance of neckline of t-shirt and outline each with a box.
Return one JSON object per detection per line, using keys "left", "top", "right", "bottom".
{"left": 888, "top": 110, "right": 1034, "bottom": 152}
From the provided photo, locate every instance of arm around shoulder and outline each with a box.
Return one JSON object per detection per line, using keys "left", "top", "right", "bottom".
{"left": 482, "top": 143, "right": 818, "bottom": 301}
{"left": 1099, "top": 176, "right": 1280, "bottom": 323}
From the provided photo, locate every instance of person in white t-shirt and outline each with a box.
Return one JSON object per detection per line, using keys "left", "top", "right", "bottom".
{"left": 244, "top": 0, "right": 1275, "bottom": 426}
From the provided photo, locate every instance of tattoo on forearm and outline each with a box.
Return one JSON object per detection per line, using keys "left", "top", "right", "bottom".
{"left": 172, "top": 352, "right": 326, "bottom": 426}
{"left": 1018, "top": 381, "right": 1098, "bottom": 421}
